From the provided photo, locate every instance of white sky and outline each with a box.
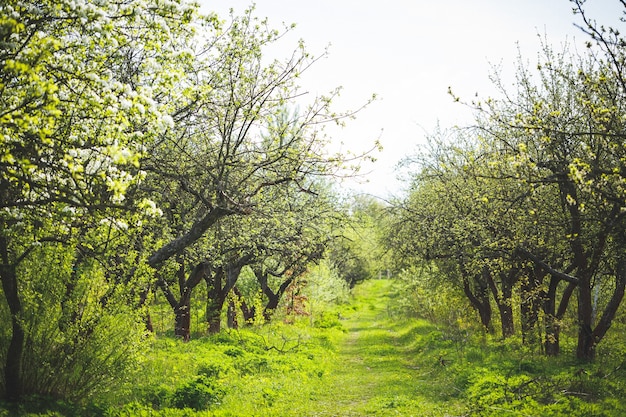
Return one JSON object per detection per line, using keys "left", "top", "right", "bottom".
{"left": 200, "top": 0, "right": 620, "bottom": 198}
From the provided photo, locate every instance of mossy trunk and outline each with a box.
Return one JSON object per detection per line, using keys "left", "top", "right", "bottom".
{"left": 206, "top": 261, "right": 248, "bottom": 333}
{"left": 576, "top": 265, "right": 626, "bottom": 361}
{"left": 175, "top": 303, "right": 191, "bottom": 341}
{"left": 206, "top": 296, "right": 226, "bottom": 334}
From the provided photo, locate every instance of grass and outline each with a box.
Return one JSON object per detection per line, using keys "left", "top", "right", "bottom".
{"left": 306, "top": 279, "right": 465, "bottom": 416}
{"left": 4, "top": 279, "right": 626, "bottom": 416}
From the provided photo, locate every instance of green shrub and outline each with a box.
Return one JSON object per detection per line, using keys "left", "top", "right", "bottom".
{"left": 0, "top": 246, "right": 148, "bottom": 402}
{"left": 223, "top": 347, "right": 245, "bottom": 357}
{"left": 236, "top": 355, "right": 270, "bottom": 375}
{"left": 142, "top": 385, "right": 172, "bottom": 410}
{"left": 313, "top": 311, "right": 344, "bottom": 330}
{"left": 170, "top": 376, "right": 225, "bottom": 411}
{"left": 196, "top": 363, "right": 224, "bottom": 379}
{"left": 466, "top": 370, "right": 508, "bottom": 410}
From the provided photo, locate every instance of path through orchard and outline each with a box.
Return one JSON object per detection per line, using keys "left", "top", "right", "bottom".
{"left": 306, "top": 279, "right": 464, "bottom": 416}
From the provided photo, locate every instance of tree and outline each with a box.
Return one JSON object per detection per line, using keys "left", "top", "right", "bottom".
{"left": 130, "top": 8, "right": 372, "bottom": 337}
{"left": 391, "top": 130, "right": 533, "bottom": 338}
{"left": 0, "top": 0, "right": 374, "bottom": 399}
{"left": 251, "top": 184, "right": 335, "bottom": 320}
{"left": 139, "top": 10, "right": 370, "bottom": 273}
{"left": 475, "top": 37, "right": 626, "bottom": 360}
{"left": 200, "top": 181, "right": 336, "bottom": 333}
{"left": 0, "top": 0, "right": 202, "bottom": 400}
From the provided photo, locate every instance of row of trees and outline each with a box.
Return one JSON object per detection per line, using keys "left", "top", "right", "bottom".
{"left": 0, "top": 0, "right": 375, "bottom": 401}
{"left": 388, "top": 0, "right": 626, "bottom": 361}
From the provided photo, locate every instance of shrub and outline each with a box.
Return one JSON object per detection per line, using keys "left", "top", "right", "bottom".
{"left": 313, "top": 311, "right": 344, "bottom": 330}
{"left": 196, "top": 363, "right": 224, "bottom": 379}
{"left": 142, "top": 385, "right": 172, "bottom": 410}
{"left": 0, "top": 246, "right": 148, "bottom": 401}
{"left": 170, "top": 376, "right": 225, "bottom": 411}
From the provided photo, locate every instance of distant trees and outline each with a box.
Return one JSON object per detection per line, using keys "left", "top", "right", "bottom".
{"left": 390, "top": 1, "right": 626, "bottom": 361}
{"left": 327, "top": 195, "right": 391, "bottom": 287}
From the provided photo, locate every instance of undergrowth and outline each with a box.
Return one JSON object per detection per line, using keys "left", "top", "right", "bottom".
{"left": 3, "top": 279, "right": 626, "bottom": 416}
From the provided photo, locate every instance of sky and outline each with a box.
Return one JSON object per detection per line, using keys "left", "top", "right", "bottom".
{"left": 200, "top": 0, "right": 621, "bottom": 199}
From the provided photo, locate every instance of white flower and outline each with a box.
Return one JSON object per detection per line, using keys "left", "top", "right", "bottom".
{"left": 162, "top": 114, "right": 174, "bottom": 128}
{"left": 138, "top": 198, "right": 164, "bottom": 218}
{"left": 119, "top": 98, "right": 132, "bottom": 110}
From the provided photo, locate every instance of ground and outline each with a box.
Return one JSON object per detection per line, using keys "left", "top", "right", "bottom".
{"left": 305, "top": 279, "right": 462, "bottom": 416}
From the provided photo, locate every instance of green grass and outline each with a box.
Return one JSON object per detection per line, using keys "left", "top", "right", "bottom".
{"left": 4, "top": 279, "right": 626, "bottom": 416}
{"left": 305, "top": 279, "right": 465, "bottom": 416}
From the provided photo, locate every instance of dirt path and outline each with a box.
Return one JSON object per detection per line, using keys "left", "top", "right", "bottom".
{"left": 308, "top": 279, "right": 436, "bottom": 416}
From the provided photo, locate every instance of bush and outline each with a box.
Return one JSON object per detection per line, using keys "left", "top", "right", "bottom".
{"left": 196, "top": 363, "right": 224, "bottom": 379}
{"left": 0, "top": 245, "right": 148, "bottom": 401}
{"left": 170, "top": 376, "right": 225, "bottom": 411}
{"left": 313, "top": 311, "right": 344, "bottom": 330}
{"left": 142, "top": 385, "right": 172, "bottom": 410}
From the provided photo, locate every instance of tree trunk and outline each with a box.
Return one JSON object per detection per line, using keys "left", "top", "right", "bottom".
{"left": 157, "top": 261, "right": 208, "bottom": 341}
{"left": 544, "top": 316, "right": 560, "bottom": 356}
{"left": 462, "top": 275, "right": 493, "bottom": 332}
{"left": 576, "top": 277, "right": 595, "bottom": 360}
{"left": 500, "top": 272, "right": 516, "bottom": 338}
{"left": 176, "top": 262, "right": 209, "bottom": 340}
{"left": 139, "top": 287, "right": 154, "bottom": 333}
{"left": 206, "top": 260, "right": 250, "bottom": 333}
{"left": 263, "top": 293, "right": 280, "bottom": 321}
{"left": 577, "top": 262, "right": 626, "bottom": 361}
{"left": 145, "top": 312, "right": 154, "bottom": 333}
{"left": 498, "top": 299, "right": 515, "bottom": 339}
{"left": 206, "top": 267, "right": 226, "bottom": 334}
{"left": 486, "top": 267, "right": 516, "bottom": 338}
{"left": 520, "top": 268, "right": 544, "bottom": 347}
{"left": 227, "top": 300, "right": 238, "bottom": 329}
{"left": 543, "top": 278, "right": 577, "bottom": 356}
{"left": 174, "top": 303, "right": 191, "bottom": 341}
{"left": 255, "top": 267, "right": 300, "bottom": 322}
{"left": 517, "top": 247, "right": 579, "bottom": 355}
{"left": 543, "top": 278, "right": 560, "bottom": 356}
{"left": 206, "top": 295, "right": 226, "bottom": 334}
{"left": 233, "top": 286, "right": 255, "bottom": 322}
{"left": 0, "top": 262, "right": 23, "bottom": 401}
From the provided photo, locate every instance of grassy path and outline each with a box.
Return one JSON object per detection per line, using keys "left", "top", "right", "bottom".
{"left": 306, "top": 279, "right": 462, "bottom": 416}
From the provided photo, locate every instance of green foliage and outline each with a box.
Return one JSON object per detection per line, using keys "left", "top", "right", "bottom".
{"left": 305, "top": 259, "right": 350, "bottom": 305}
{"left": 0, "top": 0, "right": 370, "bottom": 402}
{"left": 313, "top": 311, "right": 345, "bottom": 330}
{"left": 391, "top": 0, "right": 626, "bottom": 360}
{"left": 327, "top": 195, "right": 391, "bottom": 287}
{"left": 100, "top": 317, "right": 340, "bottom": 415}
{"left": 391, "top": 266, "right": 481, "bottom": 355}
{"left": 170, "top": 376, "right": 225, "bottom": 411}
{"left": 0, "top": 244, "right": 147, "bottom": 401}
{"left": 5, "top": 0, "right": 626, "bottom": 414}
{"left": 3, "top": 279, "right": 626, "bottom": 416}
